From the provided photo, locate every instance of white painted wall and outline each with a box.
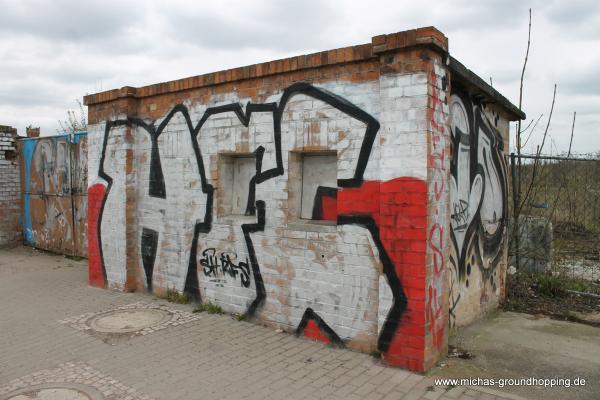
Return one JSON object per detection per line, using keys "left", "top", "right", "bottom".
{"left": 89, "top": 73, "right": 432, "bottom": 347}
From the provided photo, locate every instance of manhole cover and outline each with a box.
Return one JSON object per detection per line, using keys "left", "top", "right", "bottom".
{"left": 87, "top": 308, "right": 172, "bottom": 333}
{"left": 7, "top": 388, "right": 91, "bottom": 400}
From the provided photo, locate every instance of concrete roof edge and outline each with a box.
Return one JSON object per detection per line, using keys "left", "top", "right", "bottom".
{"left": 448, "top": 55, "right": 526, "bottom": 121}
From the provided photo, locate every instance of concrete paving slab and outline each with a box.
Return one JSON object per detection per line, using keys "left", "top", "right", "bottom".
{"left": 0, "top": 246, "right": 525, "bottom": 400}
{"left": 432, "top": 311, "right": 600, "bottom": 400}
{"left": 0, "top": 362, "right": 152, "bottom": 400}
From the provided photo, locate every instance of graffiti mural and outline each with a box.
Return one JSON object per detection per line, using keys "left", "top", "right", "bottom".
{"left": 20, "top": 133, "right": 88, "bottom": 256}
{"left": 448, "top": 85, "right": 508, "bottom": 326}
{"left": 88, "top": 80, "right": 431, "bottom": 363}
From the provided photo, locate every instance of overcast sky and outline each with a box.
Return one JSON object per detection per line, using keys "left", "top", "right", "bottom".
{"left": 1, "top": 0, "right": 598, "bottom": 155}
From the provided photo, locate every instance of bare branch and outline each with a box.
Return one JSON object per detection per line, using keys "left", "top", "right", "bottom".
{"left": 516, "top": 8, "right": 532, "bottom": 155}
{"left": 540, "top": 111, "right": 578, "bottom": 245}
{"left": 519, "top": 118, "right": 535, "bottom": 134}
{"left": 517, "top": 84, "right": 557, "bottom": 217}
{"left": 57, "top": 99, "right": 87, "bottom": 134}
{"left": 536, "top": 83, "right": 557, "bottom": 157}
{"left": 567, "top": 111, "right": 576, "bottom": 157}
{"left": 512, "top": 8, "right": 532, "bottom": 270}
{"left": 521, "top": 113, "right": 544, "bottom": 148}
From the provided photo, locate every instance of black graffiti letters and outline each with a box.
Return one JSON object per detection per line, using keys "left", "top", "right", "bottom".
{"left": 95, "top": 82, "right": 400, "bottom": 342}
{"left": 448, "top": 84, "right": 508, "bottom": 326}
{"left": 449, "top": 87, "right": 507, "bottom": 279}
{"left": 451, "top": 199, "right": 470, "bottom": 230}
{"left": 200, "top": 248, "right": 251, "bottom": 288}
{"left": 140, "top": 228, "right": 159, "bottom": 292}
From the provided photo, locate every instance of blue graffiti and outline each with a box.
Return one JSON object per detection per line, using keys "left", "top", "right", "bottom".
{"left": 21, "top": 139, "right": 37, "bottom": 244}
{"left": 20, "top": 133, "right": 87, "bottom": 244}
{"left": 72, "top": 131, "right": 87, "bottom": 144}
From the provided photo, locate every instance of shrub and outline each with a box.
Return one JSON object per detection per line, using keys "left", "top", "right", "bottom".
{"left": 535, "top": 274, "right": 565, "bottom": 297}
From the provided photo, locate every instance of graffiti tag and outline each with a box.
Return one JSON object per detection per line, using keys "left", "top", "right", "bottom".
{"left": 200, "top": 248, "right": 251, "bottom": 288}
{"left": 451, "top": 199, "right": 470, "bottom": 230}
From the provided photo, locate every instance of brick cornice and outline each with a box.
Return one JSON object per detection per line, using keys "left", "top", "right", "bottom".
{"left": 83, "top": 27, "right": 448, "bottom": 106}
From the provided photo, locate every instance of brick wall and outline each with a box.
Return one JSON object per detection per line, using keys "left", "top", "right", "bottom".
{"left": 84, "top": 27, "right": 520, "bottom": 372}
{"left": 0, "top": 125, "right": 22, "bottom": 247}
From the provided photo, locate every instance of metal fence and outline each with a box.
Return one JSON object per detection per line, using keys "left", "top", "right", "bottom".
{"left": 510, "top": 153, "right": 600, "bottom": 282}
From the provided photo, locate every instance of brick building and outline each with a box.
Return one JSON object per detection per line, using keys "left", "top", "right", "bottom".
{"left": 84, "top": 27, "right": 524, "bottom": 371}
{"left": 0, "top": 125, "right": 22, "bottom": 247}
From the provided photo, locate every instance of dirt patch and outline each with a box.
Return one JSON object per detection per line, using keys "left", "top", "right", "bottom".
{"left": 503, "top": 272, "right": 600, "bottom": 326}
{"left": 447, "top": 345, "right": 473, "bottom": 360}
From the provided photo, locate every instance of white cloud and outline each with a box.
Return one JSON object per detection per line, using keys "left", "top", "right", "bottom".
{"left": 0, "top": 0, "right": 598, "bottom": 154}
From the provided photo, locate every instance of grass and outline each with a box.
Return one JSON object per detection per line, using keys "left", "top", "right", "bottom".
{"left": 511, "top": 272, "right": 600, "bottom": 299}
{"left": 193, "top": 302, "right": 224, "bottom": 315}
{"left": 234, "top": 313, "right": 247, "bottom": 321}
{"left": 535, "top": 274, "right": 566, "bottom": 297}
{"left": 565, "top": 279, "right": 600, "bottom": 294}
{"left": 193, "top": 304, "right": 248, "bottom": 320}
{"left": 504, "top": 271, "right": 600, "bottom": 326}
{"left": 157, "top": 289, "right": 191, "bottom": 304}
{"left": 155, "top": 292, "right": 233, "bottom": 318}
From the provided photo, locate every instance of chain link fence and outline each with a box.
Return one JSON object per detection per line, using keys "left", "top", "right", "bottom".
{"left": 510, "top": 153, "right": 600, "bottom": 283}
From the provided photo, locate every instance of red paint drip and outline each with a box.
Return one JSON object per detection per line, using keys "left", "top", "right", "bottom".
{"left": 303, "top": 320, "right": 331, "bottom": 344}
{"left": 88, "top": 183, "right": 107, "bottom": 288}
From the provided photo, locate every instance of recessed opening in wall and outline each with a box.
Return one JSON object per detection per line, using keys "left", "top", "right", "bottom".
{"left": 297, "top": 152, "right": 337, "bottom": 223}
{"left": 217, "top": 154, "right": 256, "bottom": 217}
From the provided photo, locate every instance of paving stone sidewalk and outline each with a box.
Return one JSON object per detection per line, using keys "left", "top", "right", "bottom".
{"left": 0, "top": 247, "right": 525, "bottom": 400}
